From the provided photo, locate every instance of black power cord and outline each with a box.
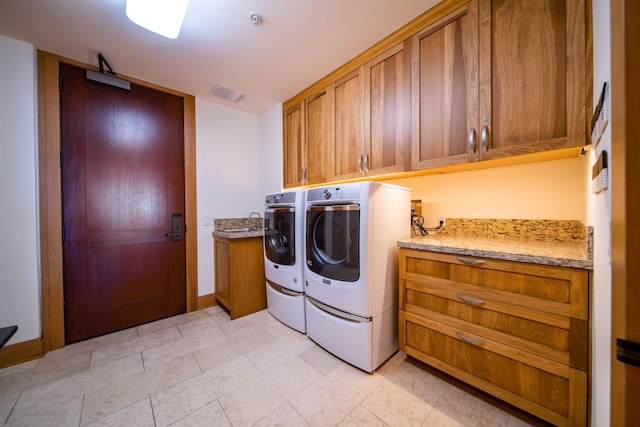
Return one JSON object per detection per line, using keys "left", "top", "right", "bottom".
{"left": 411, "top": 212, "right": 444, "bottom": 236}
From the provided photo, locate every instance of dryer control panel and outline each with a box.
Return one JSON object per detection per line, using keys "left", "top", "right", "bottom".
{"left": 307, "top": 184, "right": 361, "bottom": 203}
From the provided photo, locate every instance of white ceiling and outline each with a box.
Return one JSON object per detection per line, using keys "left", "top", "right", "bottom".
{"left": 0, "top": 0, "right": 439, "bottom": 115}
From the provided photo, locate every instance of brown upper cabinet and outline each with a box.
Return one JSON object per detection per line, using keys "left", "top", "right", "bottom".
{"left": 283, "top": 87, "right": 331, "bottom": 188}
{"left": 412, "top": 0, "right": 587, "bottom": 169}
{"left": 332, "top": 41, "right": 410, "bottom": 181}
{"left": 282, "top": 0, "right": 588, "bottom": 187}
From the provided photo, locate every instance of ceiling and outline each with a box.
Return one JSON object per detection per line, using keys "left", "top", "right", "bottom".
{"left": 0, "top": 0, "right": 439, "bottom": 115}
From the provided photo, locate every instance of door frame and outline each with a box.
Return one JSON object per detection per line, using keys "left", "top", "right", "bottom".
{"left": 37, "top": 50, "right": 198, "bottom": 352}
{"left": 611, "top": 0, "right": 640, "bottom": 424}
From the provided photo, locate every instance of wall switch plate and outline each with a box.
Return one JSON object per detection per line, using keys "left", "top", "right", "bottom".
{"left": 203, "top": 216, "right": 214, "bottom": 226}
{"left": 592, "top": 150, "right": 609, "bottom": 193}
{"left": 591, "top": 82, "right": 609, "bottom": 147}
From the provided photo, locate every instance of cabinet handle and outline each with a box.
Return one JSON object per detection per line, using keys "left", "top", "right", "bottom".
{"left": 363, "top": 152, "right": 369, "bottom": 172}
{"left": 299, "top": 168, "right": 304, "bottom": 183}
{"left": 456, "top": 330, "right": 485, "bottom": 346}
{"left": 481, "top": 125, "right": 489, "bottom": 152}
{"left": 456, "top": 256, "right": 486, "bottom": 266}
{"left": 224, "top": 242, "right": 229, "bottom": 257}
{"left": 456, "top": 293, "right": 486, "bottom": 305}
{"left": 468, "top": 128, "right": 476, "bottom": 154}
{"left": 303, "top": 168, "right": 308, "bottom": 183}
{"left": 357, "top": 155, "right": 363, "bottom": 173}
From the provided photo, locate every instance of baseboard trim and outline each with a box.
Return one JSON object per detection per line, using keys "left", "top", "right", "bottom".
{"left": 197, "top": 293, "right": 217, "bottom": 310}
{"left": 0, "top": 337, "right": 44, "bottom": 369}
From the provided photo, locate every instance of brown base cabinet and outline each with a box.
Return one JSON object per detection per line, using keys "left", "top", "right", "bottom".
{"left": 399, "top": 248, "right": 590, "bottom": 427}
{"left": 214, "top": 236, "right": 266, "bottom": 320}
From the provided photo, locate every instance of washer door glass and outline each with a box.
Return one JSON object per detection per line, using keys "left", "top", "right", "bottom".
{"left": 306, "top": 204, "right": 360, "bottom": 282}
{"left": 264, "top": 207, "right": 295, "bottom": 266}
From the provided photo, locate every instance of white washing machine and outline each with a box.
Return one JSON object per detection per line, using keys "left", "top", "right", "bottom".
{"left": 304, "top": 181, "right": 411, "bottom": 372}
{"left": 264, "top": 190, "right": 306, "bottom": 333}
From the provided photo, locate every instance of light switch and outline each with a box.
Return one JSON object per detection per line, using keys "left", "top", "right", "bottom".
{"left": 203, "top": 216, "right": 214, "bottom": 226}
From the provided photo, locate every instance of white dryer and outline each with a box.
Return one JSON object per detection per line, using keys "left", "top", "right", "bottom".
{"left": 264, "top": 190, "right": 306, "bottom": 333}
{"left": 304, "top": 181, "right": 411, "bottom": 372}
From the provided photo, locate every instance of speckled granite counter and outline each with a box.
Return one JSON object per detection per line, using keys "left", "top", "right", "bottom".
{"left": 212, "top": 218, "right": 264, "bottom": 239}
{"left": 398, "top": 219, "right": 593, "bottom": 269}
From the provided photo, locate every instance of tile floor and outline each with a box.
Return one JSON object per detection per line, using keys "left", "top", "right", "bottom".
{"left": 0, "top": 306, "right": 548, "bottom": 426}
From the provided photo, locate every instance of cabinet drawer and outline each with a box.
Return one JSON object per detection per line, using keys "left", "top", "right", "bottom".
{"left": 400, "top": 249, "right": 589, "bottom": 320}
{"left": 401, "top": 278, "right": 588, "bottom": 371}
{"left": 399, "top": 310, "right": 587, "bottom": 427}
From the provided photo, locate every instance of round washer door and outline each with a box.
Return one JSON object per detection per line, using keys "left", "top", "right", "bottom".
{"left": 264, "top": 207, "right": 295, "bottom": 266}
{"left": 306, "top": 204, "right": 360, "bottom": 282}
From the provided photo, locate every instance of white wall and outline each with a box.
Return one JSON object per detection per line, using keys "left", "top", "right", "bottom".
{"left": 259, "top": 103, "right": 284, "bottom": 196}
{"left": 386, "top": 156, "right": 589, "bottom": 225}
{"left": 195, "top": 98, "right": 262, "bottom": 296}
{"left": 0, "top": 35, "right": 41, "bottom": 345}
{"left": 588, "top": 1, "right": 612, "bottom": 425}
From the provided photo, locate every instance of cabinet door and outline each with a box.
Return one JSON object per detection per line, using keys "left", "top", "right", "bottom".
{"left": 214, "top": 238, "right": 230, "bottom": 307}
{"left": 332, "top": 67, "right": 365, "bottom": 181}
{"left": 411, "top": 1, "right": 479, "bottom": 170}
{"left": 478, "top": 0, "right": 586, "bottom": 159}
{"left": 305, "top": 88, "right": 331, "bottom": 185}
{"left": 282, "top": 102, "right": 304, "bottom": 188}
{"left": 365, "top": 41, "right": 410, "bottom": 176}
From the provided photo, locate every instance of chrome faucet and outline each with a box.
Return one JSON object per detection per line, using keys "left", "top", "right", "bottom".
{"left": 249, "top": 212, "right": 261, "bottom": 219}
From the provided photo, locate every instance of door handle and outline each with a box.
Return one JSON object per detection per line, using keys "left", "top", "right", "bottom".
{"left": 616, "top": 338, "right": 640, "bottom": 368}
{"left": 165, "top": 213, "right": 183, "bottom": 241}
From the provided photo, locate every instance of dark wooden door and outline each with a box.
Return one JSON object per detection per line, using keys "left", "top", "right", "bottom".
{"left": 60, "top": 63, "right": 186, "bottom": 343}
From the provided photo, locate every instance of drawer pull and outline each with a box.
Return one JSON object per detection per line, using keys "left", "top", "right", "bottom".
{"left": 456, "top": 256, "right": 486, "bottom": 266}
{"left": 456, "top": 293, "right": 486, "bottom": 305}
{"left": 456, "top": 331, "right": 485, "bottom": 346}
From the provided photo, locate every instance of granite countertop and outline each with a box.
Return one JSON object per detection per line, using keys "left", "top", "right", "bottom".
{"left": 212, "top": 229, "right": 264, "bottom": 239}
{"left": 212, "top": 217, "right": 264, "bottom": 239}
{"left": 398, "top": 218, "right": 593, "bottom": 270}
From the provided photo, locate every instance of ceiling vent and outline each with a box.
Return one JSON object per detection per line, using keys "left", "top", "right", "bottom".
{"left": 209, "top": 84, "right": 246, "bottom": 103}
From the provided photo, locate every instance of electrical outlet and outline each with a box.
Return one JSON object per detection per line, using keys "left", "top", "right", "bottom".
{"left": 439, "top": 216, "right": 446, "bottom": 226}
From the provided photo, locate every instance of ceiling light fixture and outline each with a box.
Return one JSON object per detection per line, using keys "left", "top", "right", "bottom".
{"left": 125, "top": 0, "right": 190, "bottom": 39}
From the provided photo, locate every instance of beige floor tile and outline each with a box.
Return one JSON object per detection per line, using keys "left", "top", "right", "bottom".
{"left": 216, "top": 310, "right": 279, "bottom": 338}
{"left": 176, "top": 311, "right": 230, "bottom": 337}
{"left": 151, "top": 355, "right": 260, "bottom": 427}
{"left": 423, "top": 384, "right": 509, "bottom": 427}
{"left": 84, "top": 398, "right": 155, "bottom": 427}
{"left": 299, "top": 345, "right": 345, "bottom": 376}
{"left": 245, "top": 332, "right": 315, "bottom": 373}
{"left": 0, "top": 349, "right": 91, "bottom": 400}
{"left": 290, "top": 362, "right": 383, "bottom": 426}
{"left": 11, "top": 353, "right": 143, "bottom": 420}
{"left": 0, "top": 360, "right": 38, "bottom": 379}
{"left": 219, "top": 355, "right": 322, "bottom": 426}
{"left": 168, "top": 400, "right": 231, "bottom": 427}
{"left": 0, "top": 392, "right": 19, "bottom": 424}
{"left": 5, "top": 394, "right": 83, "bottom": 426}
{"left": 338, "top": 405, "right": 389, "bottom": 426}
{"left": 362, "top": 352, "right": 449, "bottom": 426}
{"left": 89, "top": 326, "right": 183, "bottom": 369}
{"left": 59, "top": 327, "right": 140, "bottom": 356}
{"left": 258, "top": 311, "right": 308, "bottom": 340}
{"left": 506, "top": 414, "right": 540, "bottom": 427}
{"left": 89, "top": 326, "right": 184, "bottom": 369}
{"left": 142, "top": 326, "right": 229, "bottom": 369}
{"left": 81, "top": 354, "right": 201, "bottom": 425}
{"left": 253, "top": 402, "right": 310, "bottom": 426}
{"left": 192, "top": 328, "right": 276, "bottom": 373}
{"left": 138, "top": 309, "right": 215, "bottom": 337}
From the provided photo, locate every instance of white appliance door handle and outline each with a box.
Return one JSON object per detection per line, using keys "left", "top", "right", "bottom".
{"left": 267, "top": 280, "right": 303, "bottom": 297}
{"left": 306, "top": 296, "right": 371, "bottom": 323}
